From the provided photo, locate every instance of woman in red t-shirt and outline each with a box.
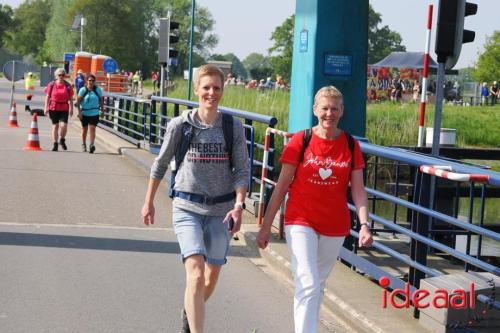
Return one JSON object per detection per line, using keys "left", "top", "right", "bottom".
{"left": 257, "top": 86, "right": 373, "bottom": 333}
{"left": 44, "top": 68, "right": 74, "bottom": 151}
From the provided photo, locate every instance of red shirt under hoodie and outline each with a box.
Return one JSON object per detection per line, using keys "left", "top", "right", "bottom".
{"left": 280, "top": 130, "right": 365, "bottom": 236}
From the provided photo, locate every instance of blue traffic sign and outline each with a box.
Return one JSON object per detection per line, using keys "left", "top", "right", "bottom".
{"left": 103, "top": 58, "right": 118, "bottom": 73}
{"left": 64, "top": 53, "right": 75, "bottom": 62}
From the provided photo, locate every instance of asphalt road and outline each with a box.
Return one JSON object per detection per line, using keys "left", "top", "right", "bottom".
{"left": 0, "top": 78, "right": 349, "bottom": 333}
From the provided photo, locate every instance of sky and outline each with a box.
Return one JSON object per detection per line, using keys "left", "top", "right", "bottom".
{"left": 2, "top": 0, "right": 499, "bottom": 69}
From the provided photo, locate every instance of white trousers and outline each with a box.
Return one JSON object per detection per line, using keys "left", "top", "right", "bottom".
{"left": 285, "top": 225, "right": 345, "bottom": 333}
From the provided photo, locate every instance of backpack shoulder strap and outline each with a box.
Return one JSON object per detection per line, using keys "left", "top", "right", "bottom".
{"left": 175, "top": 121, "right": 194, "bottom": 170}
{"left": 47, "top": 80, "right": 56, "bottom": 99}
{"left": 221, "top": 113, "right": 234, "bottom": 169}
{"left": 94, "top": 86, "right": 101, "bottom": 99}
{"left": 345, "top": 131, "right": 355, "bottom": 170}
{"left": 64, "top": 80, "right": 72, "bottom": 94}
{"left": 299, "top": 128, "right": 312, "bottom": 162}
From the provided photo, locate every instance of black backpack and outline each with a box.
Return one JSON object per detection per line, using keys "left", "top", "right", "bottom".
{"left": 299, "top": 128, "right": 356, "bottom": 170}
{"left": 169, "top": 113, "right": 234, "bottom": 198}
{"left": 80, "top": 86, "right": 101, "bottom": 101}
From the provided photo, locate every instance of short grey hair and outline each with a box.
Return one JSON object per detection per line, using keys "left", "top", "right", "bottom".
{"left": 313, "top": 86, "right": 343, "bottom": 106}
{"left": 54, "top": 68, "right": 66, "bottom": 77}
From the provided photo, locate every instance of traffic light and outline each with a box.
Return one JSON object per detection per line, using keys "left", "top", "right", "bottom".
{"left": 435, "top": 0, "right": 477, "bottom": 69}
{"left": 158, "top": 17, "right": 180, "bottom": 66}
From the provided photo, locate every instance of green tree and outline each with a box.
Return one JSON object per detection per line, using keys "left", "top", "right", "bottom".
{"left": 243, "top": 52, "right": 272, "bottom": 80}
{"left": 42, "top": 0, "right": 77, "bottom": 64}
{"left": 368, "top": 4, "right": 406, "bottom": 64}
{"left": 473, "top": 31, "right": 500, "bottom": 83}
{"left": 66, "top": 0, "right": 155, "bottom": 71}
{"left": 67, "top": 0, "right": 218, "bottom": 75}
{"left": 4, "top": 0, "right": 52, "bottom": 60}
{"left": 223, "top": 53, "right": 248, "bottom": 80}
{"left": 268, "top": 15, "right": 294, "bottom": 82}
{"left": 0, "top": 4, "right": 14, "bottom": 48}
{"left": 267, "top": 6, "right": 406, "bottom": 82}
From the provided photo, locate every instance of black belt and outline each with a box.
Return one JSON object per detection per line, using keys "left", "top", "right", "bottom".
{"left": 171, "top": 190, "right": 236, "bottom": 205}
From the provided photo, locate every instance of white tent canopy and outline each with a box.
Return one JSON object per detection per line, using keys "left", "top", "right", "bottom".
{"left": 371, "top": 52, "right": 438, "bottom": 69}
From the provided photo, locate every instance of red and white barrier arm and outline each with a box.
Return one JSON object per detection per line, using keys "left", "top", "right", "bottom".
{"left": 417, "top": 4, "right": 433, "bottom": 147}
{"left": 419, "top": 165, "right": 490, "bottom": 184}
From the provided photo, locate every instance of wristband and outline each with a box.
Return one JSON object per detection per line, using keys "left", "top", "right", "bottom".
{"left": 234, "top": 202, "right": 246, "bottom": 210}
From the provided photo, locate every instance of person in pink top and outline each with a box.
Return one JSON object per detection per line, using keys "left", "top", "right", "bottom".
{"left": 256, "top": 86, "right": 373, "bottom": 333}
{"left": 44, "top": 68, "right": 74, "bottom": 151}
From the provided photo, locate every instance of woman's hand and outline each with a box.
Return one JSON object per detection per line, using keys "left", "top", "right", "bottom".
{"left": 256, "top": 225, "right": 271, "bottom": 249}
{"left": 141, "top": 202, "right": 155, "bottom": 226}
{"left": 224, "top": 208, "right": 242, "bottom": 236}
{"left": 358, "top": 225, "right": 373, "bottom": 247}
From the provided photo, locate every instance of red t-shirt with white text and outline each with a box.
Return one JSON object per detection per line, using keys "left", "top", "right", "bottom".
{"left": 45, "top": 82, "right": 73, "bottom": 112}
{"left": 280, "top": 130, "right": 364, "bottom": 236}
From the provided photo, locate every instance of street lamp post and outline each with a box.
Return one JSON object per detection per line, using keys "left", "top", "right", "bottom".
{"left": 80, "top": 16, "right": 86, "bottom": 51}
{"left": 187, "top": 0, "right": 196, "bottom": 100}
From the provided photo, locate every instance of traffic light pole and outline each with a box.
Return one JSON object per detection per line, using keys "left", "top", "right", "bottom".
{"left": 187, "top": 0, "right": 196, "bottom": 101}
{"left": 431, "top": 62, "right": 446, "bottom": 157}
{"left": 160, "top": 63, "right": 165, "bottom": 98}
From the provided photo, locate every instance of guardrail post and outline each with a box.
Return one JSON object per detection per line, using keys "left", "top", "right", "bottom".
{"left": 124, "top": 99, "right": 131, "bottom": 136}
{"left": 409, "top": 171, "right": 431, "bottom": 317}
{"left": 244, "top": 119, "right": 253, "bottom": 197}
{"left": 150, "top": 99, "right": 157, "bottom": 146}
{"left": 160, "top": 101, "right": 167, "bottom": 143}
{"left": 142, "top": 101, "right": 149, "bottom": 143}
{"left": 117, "top": 98, "right": 124, "bottom": 132}
{"left": 133, "top": 100, "right": 139, "bottom": 140}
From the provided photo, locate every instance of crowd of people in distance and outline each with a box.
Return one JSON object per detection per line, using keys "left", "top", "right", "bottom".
{"left": 480, "top": 81, "right": 499, "bottom": 106}
{"left": 223, "top": 73, "right": 289, "bottom": 91}
{"left": 368, "top": 74, "right": 499, "bottom": 106}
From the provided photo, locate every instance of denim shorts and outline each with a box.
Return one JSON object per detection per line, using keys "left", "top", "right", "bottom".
{"left": 172, "top": 206, "right": 231, "bottom": 266}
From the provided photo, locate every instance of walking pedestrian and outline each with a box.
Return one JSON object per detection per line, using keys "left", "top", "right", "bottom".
{"left": 75, "top": 69, "right": 85, "bottom": 94}
{"left": 76, "top": 74, "right": 104, "bottom": 153}
{"left": 490, "top": 81, "right": 498, "bottom": 106}
{"left": 24, "top": 72, "right": 35, "bottom": 112}
{"left": 481, "top": 82, "right": 489, "bottom": 106}
{"left": 44, "top": 68, "right": 74, "bottom": 151}
{"left": 256, "top": 86, "right": 373, "bottom": 333}
{"left": 141, "top": 64, "right": 249, "bottom": 333}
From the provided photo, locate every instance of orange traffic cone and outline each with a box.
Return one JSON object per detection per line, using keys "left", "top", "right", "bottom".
{"left": 24, "top": 113, "right": 42, "bottom": 151}
{"left": 8, "top": 101, "right": 19, "bottom": 128}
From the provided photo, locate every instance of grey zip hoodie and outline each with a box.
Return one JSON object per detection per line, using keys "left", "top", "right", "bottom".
{"left": 150, "top": 109, "right": 249, "bottom": 216}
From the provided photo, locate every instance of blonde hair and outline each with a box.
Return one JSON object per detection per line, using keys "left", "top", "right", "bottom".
{"left": 313, "top": 86, "right": 343, "bottom": 106}
{"left": 194, "top": 64, "right": 225, "bottom": 91}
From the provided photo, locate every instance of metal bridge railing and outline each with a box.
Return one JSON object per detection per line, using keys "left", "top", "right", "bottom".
{"left": 100, "top": 93, "right": 277, "bottom": 197}
{"left": 345, "top": 141, "right": 500, "bottom": 313}
{"left": 98, "top": 93, "right": 499, "bottom": 313}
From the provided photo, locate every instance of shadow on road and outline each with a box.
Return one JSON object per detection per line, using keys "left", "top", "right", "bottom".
{"left": 0, "top": 231, "right": 254, "bottom": 259}
{"left": 0, "top": 232, "right": 180, "bottom": 254}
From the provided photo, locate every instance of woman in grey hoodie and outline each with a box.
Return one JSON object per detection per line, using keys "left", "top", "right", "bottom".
{"left": 141, "top": 64, "right": 249, "bottom": 333}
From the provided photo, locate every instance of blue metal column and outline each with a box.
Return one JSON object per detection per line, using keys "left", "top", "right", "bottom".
{"left": 289, "top": 0, "right": 368, "bottom": 136}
